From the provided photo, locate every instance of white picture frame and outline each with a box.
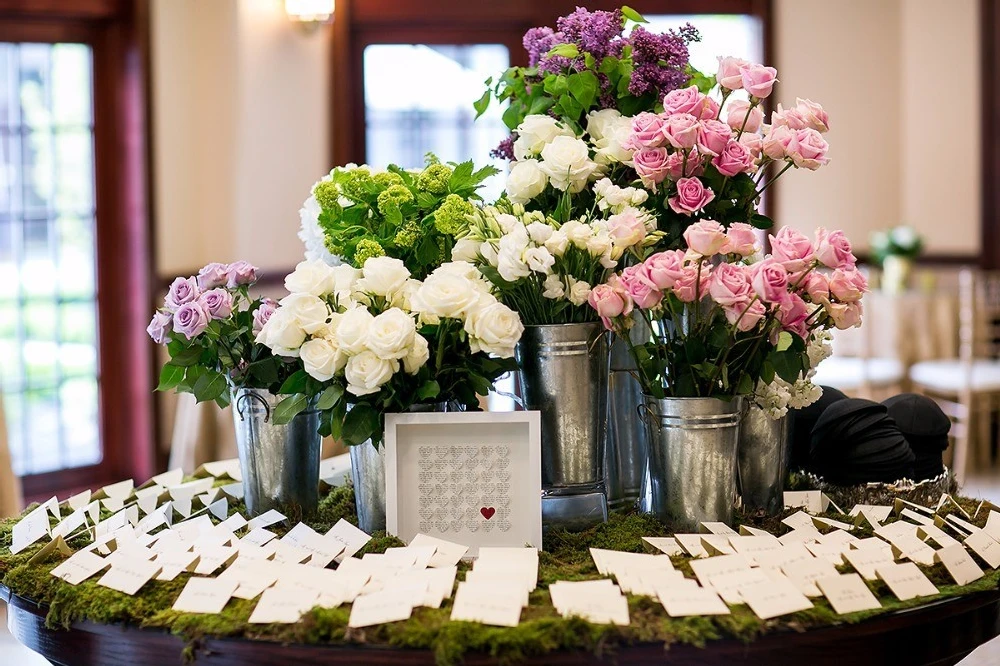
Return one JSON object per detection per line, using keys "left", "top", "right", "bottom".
{"left": 384, "top": 411, "right": 542, "bottom": 555}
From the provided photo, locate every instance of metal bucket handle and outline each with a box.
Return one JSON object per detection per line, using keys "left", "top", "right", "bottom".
{"left": 636, "top": 403, "right": 661, "bottom": 431}
{"left": 236, "top": 391, "right": 271, "bottom": 423}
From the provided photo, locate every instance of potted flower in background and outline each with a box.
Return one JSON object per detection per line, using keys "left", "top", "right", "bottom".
{"left": 870, "top": 225, "right": 924, "bottom": 294}
{"left": 147, "top": 262, "right": 316, "bottom": 517}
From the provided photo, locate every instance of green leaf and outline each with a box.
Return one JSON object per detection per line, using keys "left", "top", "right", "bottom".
{"left": 343, "top": 403, "right": 380, "bottom": 446}
{"left": 316, "top": 384, "right": 345, "bottom": 411}
{"left": 169, "top": 345, "right": 204, "bottom": 367}
{"left": 770, "top": 350, "right": 804, "bottom": 383}
{"left": 156, "top": 364, "right": 186, "bottom": 392}
{"left": 776, "top": 331, "right": 793, "bottom": 352}
{"left": 473, "top": 89, "right": 491, "bottom": 118}
{"left": 272, "top": 394, "right": 308, "bottom": 425}
{"left": 501, "top": 103, "right": 523, "bottom": 131}
{"left": 736, "top": 373, "right": 755, "bottom": 395}
{"left": 192, "top": 371, "right": 228, "bottom": 402}
{"left": 751, "top": 213, "right": 774, "bottom": 230}
{"left": 416, "top": 380, "right": 440, "bottom": 401}
{"left": 567, "top": 71, "right": 599, "bottom": 110}
{"left": 547, "top": 43, "right": 579, "bottom": 59}
{"left": 246, "top": 358, "right": 279, "bottom": 386}
{"left": 277, "top": 369, "right": 309, "bottom": 395}
{"left": 621, "top": 5, "right": 648, "bottom": 23}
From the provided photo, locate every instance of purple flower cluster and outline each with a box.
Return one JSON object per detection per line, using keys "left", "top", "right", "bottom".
{"left": 490, "top": 134, "right": 517, "bottom": 161}
{"left": 523, "top": 27, "right": 560, "bottom": 68}
{"left": 555, "top": 7, "right": 624, "bottom": 60}
{"left": 147, "top": 261, "right": 260, "bottom": 344}
{"left": 628, "top": 24, "right": 700, "bottom": 98}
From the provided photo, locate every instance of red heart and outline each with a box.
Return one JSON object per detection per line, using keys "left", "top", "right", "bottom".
{"left": 480, "top": 507, "right": 496, "bottom": 520}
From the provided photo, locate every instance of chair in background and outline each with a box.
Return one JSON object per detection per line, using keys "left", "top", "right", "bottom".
{"left": 909, "top": 269, "right": 1000, "bottom": 485}
{"left": 0, "top": 392, "right": 24, "bottom": 517}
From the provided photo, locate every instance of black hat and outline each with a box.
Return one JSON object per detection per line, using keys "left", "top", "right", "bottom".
{"left": 883, "top": 394, "right": 950, "bottom": 480}
{"left": 789, "top": 386, "right": 847, "bottom": 470}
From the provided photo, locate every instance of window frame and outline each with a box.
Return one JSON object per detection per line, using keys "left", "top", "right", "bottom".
{"left": 0, "top": 0, "right": 155, "bottom": 500}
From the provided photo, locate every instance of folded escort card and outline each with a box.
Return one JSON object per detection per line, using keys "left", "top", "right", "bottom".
{"left": 642, "top": 536, "right": 685, "bottom": 556}
{"left": 50, "top": 550, "right": 110, "bottom": 585}
{"left": 327, "top": 519, "right": 372, "bottom": 562}
{"left": 964, "top": 530, "right": 1000, "bottom": 569}
{"left": 875, "top": 562, "right": 939, "bottom": 600}
{"left": 935, "top": 544, "right": 985, "bottom": 586}
{"left": 409, "top": 533, "right": 469, "bottom": 567}
{"left": 843, "top": 547, "right": 894, "bottom": 581}
{"left": 246, "top": 509, "right": 287, "bottom": 532}
{"left": 249, "top": 586, "right": 318, "bottom": 624}
{"left": 11, "top": 504, "right": 51, "bottom": 555}
{"left": 450, "top": 581, "right": 523, "bottom": 627}
{"left": 781, "top": 557, "right": 840, "bottom": 597}
{"left": 348, "top": 589, "right": 413, "bottom": 628}
{"left": 688, "top": 554, "right": 751, "bottom": 586}
{"left": 657, "top": 585, "right": 730, "bottom": 617}
{"left": 96, "top": 558, "right": 161, "bottom": 595}
{"left": 816, "top": 573, "right": 881, "bottom": 614}
{"left": 172, "top": 577, "right": 239, "bottom": 614}
{"left": 703, "top": 568, "right": 770, "bottom": 605}
{"left": 740, "top": 577, "right": 813, "bottom": 619}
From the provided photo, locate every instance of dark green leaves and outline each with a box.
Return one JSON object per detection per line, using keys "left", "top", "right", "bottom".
{"left": 567, "top": 71, "right": 599, "bottom": 110}
{"left": 272, "top": 394, "right": 309, "bottom": 426}
{"left": 316, "top": 384, "right": 345, "bottom": 411}
{"left": 473, "top": 89, "right": 490, "bottom": 118}
{"left": 156, "top": 364, "right": 185, "bottom": 392}
{"left": 416, "top": 380, "right": 441, "bottom": 401}
{"left": 169, "top": 346, "right": 204, "bottom": 367}
{"left": 342, "top": 403, "right": 380, "bottom": 447}
{"left": 192, "top": 371, "right": 228, "bottom": 402}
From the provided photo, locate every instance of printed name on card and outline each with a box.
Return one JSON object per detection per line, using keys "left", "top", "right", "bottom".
{"left": 935, "top": 544, "right": 985, "bottom": 586}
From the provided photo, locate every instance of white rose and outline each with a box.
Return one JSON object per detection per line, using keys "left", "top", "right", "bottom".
{"left": 256, "top": 308, "right": 306, "bottom": 356}
{"left": 434, "top": 261, "right": 493, "bottom": 295}
{"left": 284, "top": 259, "right": 336, "bottom": 296}
{"left": 525, "top": 222, "right": 553, "bottom": 244}
{"left": 465, "top": 301, "right": 524, "bottom": 358}
{"left": 586, "top": 109, "right": 623, "bottom": 141}
{"left": 523, "top": 246, "right": 555, "bottom": 274}
{"left": 402, "top": 333, "right": 430, "bottom": 374}
{"left": 452, "top": 237, "right": 481, "bottom": 262}
{"left": 300, "top": 337, "right": 346, "bottom": 381}
{"left": 542, "top": 274, "right": 565, "bottom": 299}
{"left": 355, "top": 256, "right": 411, "bottom": 297}
{"left": 561, "top": 220, "right": 592, "bottom": 248}
{"left": 412, "top": 272, "right": 483, "bottom": 319}
{"left": 278, "top": 293, "right": 330, "bottom": 334}
{"left": 567, "top": 278, "right": 592, "bottom": 306}
{"left": 506, "top": 159, "right": 548, "bottom": 204}
{"left": 344, "top": 351, "right": 397, "bottom": 396}
{"left": 331, "top": 264, "right": 361, "bottom": 303}
{"left": 366, "top": 307, "right": 416, "bottom": 360}
{"left": 513, "top": 114, "right": 573, "bottom": 160}
{"left": 594, "top": 117, "right": 635, "bottom": 166}
{"left": 538, "top": 136, "right": 598, "bottom": 192}
{"left": 335, "top": 305, "right": 374, "bottom": 354}
{"left": 544, "top": 230, "right": 569, "bottom": 256}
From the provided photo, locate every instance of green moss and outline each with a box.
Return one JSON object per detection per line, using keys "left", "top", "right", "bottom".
{"left": 2, "top": 492, "right": 999, "bottom": 666}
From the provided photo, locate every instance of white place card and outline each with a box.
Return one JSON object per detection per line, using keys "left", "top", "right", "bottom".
{"left": 844, "top": 547, "right": 895, "bottom": 581}
{"left": 705, "top": 568, "right": 770, "bottom": 605}
{"left": 246, "top": 509, "right": 287, "bottom": 532}
{"left": 849, "top": 504, "right": 893, "bottom": 523}
{"left": 548, "top": 580, "right": 629, "bottom": 625}
{"left": 817, "top": 529, "right": 857, "bottom": 547}
{"left": 11, "top": 506, "right": 51, "bottom": 555}
{"left": 50, "top": 550, "right": 110, "bottom": 585}
{"left": 728, "top": 535, "right": 782, "bottom": 565}
{"left": 877, "top": 529, "right": 937, "bottom": 567}
{"left": 327, "top": 519, "right": 372, "bottom": 563}
{"left": 171, "top": 497, "right": 193, "bottom": 520}
{"left": 221, "top": 561, "right": 281, "bottom": 600}
{"left": 51, "top": 508, "right": 88, "bottom": 540}
{"left": 781, "top": 557, "right": 840, "bottom": 597}
{"left": 205, "top": 498, "right": 228, "bottom": 521}
{"left": 945, "top": 513, "right": 982, "bottom": 536}
{"left": 816, "top": 573, "right": 881, "bottom": 614}
{"left": 271, "top": 541, "right": 312, "bottom": 565}
{"left": 900, "top": 508, "right": 935, "bottom": 527}
{"left": 192, "top": 526, "right": 237, "bottom": 552}
{"left": 196, "top": 459, "right": 242, "bottom": 481}
{"left": 220, "top": 483, "right": 244, "bottom": 500}
{"left": 409, "top": 533, "right": 469, "bottom": 567}
{"left": 804, "top": 541, "right": 848, "bottom": 566}
{"left": 784, "top": 491, "right": 825, "bottom": 513}
{"left": 172, "top": 577, "right": 239, "bottom": 614}
{"left": 642, "top": 536, "right": 685, "bottom": 556}
{"left": 147, "top": 468, "right": 184, "bottom": 488}
{"left": 739, "top": 525, "right": 773, "bottom": 538}
{"left": 66, "top": 490, "right": 92, "bottom": 512}
{"left": 740, "top": 577, "right": 813, "bottom": 619}
{"left": 753, "top": 543, "right": 813, "bottom": 572}
{"left": 615, "top": 569, "right": 688, "bottom": 596}
{"left": 658, "top": 585, "right": 730, "bottom": 617}
{"left": 674, "top": 534, "right": 710, "bottom": 558}
{"left": 217, "top": 512, "right": 248, "bottom": 534}
{"left": 985, "top": 510, "right": 1000, "bottom": 542}
{"left": 154, "top": 550, "right": 200, "bottom": 581}
{"left": 248, "top": 586, "right": 318, "bottom": 624}
{"left": 782, "top": 511, "right": 820, "bottom": 532}
{"left": 462, "top": 570, "right": 532, "bottom": 603}
{"left": 700, "top": 522, "right": 738, "bottom": 536}
{"left": 96, "top": 559, "right": 161, "bottom": 595}
{"left": 348, "top": 589, "right": 414, "bottom": 628}
{"left": 893, "top": 498, "right": 934, "bottom": 516}
{"left": 965, "top": 531, "right": 1000, "bottom": 569}
{"left": 778, "top": 529, "right": 822, "bottom": 546}
{"left": 405, "top": 566, "right": 458, "bottom": 607}
{"left": 936, "top": 544, "right": 985, "bottom": 586}
{"left": 283, "top": 523, "right": 345, "bottom": 568}
{"left": 812, "top": 516, "right": 855, "bottom": 532}
{"left": 168, "top": 478, "right": 215, "bottom": 503}
{"left": 937, "top": 494, "right": 971, "bottom": 519}
{"left": 193, "top": 546, "right": 238, "bottom": 575}
{"left": 700, "top": 535, "right": 736, "bottom": 556}
{"left": 917, "top": 524, "right": 961, "bottom": 550}
{"left": 384, "top": 546, "right": 436, "bottom": 571}
{"left": 97, "top": 479, "right": 134, "bottom": 501}
{"left": 450, "top": 581, "right": 522, "bottom": 627}
{"left": 876, "top": 562, "right": 939, "bottom": 600}
{"left": 851, "top": 537, "right": 894, "bottom": 555}
{"left": 101, "top": 497, "right": 126, "bottom": 513}
{"left": 688, "top": 554, "right": 751, "bottom": 586}
{"left": 134, "top": 487, "right": 165, "bottom": 517}
{"left": 242, "top": 527, "right": 277, "bottom": 547}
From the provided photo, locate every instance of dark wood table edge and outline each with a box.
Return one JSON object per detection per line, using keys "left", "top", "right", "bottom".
{"left": 3, "top": 583, "right": 1000, "bottom": 665}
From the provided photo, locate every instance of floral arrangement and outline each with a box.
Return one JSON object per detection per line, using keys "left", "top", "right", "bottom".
{"left": 298, "top": 155, "right": 498, "bottom": 279}
{"left": 255, "top": 257, "right": 523, "bottom": 445}
{"left": 752, "top": 330, "right": 833, "bottom": 419}
{"left": 590, "top": 221, "right": 865, "bottom": 399}
{"left": 148, "top": 261, "right": 293, "bottom": 406}
{"left": 869, "top": 225, "right": 924, "bottom": 265}
{"left": 450, "top": 187, "right": 662, "bottom": 325}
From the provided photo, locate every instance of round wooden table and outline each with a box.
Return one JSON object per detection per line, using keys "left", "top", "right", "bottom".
{"left": 4, "top": 584, "right": 1000, "bottom": 665}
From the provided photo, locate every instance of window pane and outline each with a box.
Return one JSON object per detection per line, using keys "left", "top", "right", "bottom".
{"left": 363, "top": 44, "right": 509, "bottom": 201}
{"left": 0, "top": 41, "right": 101, "bottom": 475}
{"left": 645, "top": 15, "right": 764, "bottom": 75}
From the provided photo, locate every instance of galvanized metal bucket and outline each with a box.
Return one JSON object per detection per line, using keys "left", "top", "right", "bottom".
{"left": 606, "top": 315, "right": 650, "bottom": 509}
{"left": 515, "top": 322, "right": 609, "bottom": 495}
{"left": 737, "top": 405, "right": 791, "bottom": 516}
{"left": 232, "top": 388, "right": 321, "bottom": 518}
{"left": 639, "top": 395, "right": 745, "bottom": 530}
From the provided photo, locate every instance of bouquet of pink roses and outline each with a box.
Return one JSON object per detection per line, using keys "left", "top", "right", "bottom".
{"left": 589, "top": 220, "right": 864, "bottom": 399}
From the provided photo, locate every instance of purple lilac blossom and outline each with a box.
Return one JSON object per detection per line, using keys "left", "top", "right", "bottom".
{"left": 490, "top": 134, "right": 516, "bottom": 161}
{"left": 523, "top": 27, "right": 560, "bottom": 67}
{"left": 146, "top": 310, "right": 172, "bottom": 344}
{"left": 627, "top": 24, "right": 699, "bottom": 99}
{"left": 555, "top": 7, "right": 624, "bottom": 60}
{"left": 173, "top": 301, "right": 210, "bottom": 340}
{"left": 198, "top": 289, "right": 235, "bottom": 319}
{"left": 164, "top": 276, "right": 200, "bottom": 311}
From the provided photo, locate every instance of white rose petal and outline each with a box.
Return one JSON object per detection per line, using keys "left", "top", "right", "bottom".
{"left": 331, "top": 264, "right": 361, "bottom": 303}
{"left": 284, "top": 259, "right": 337, "bottom": 297}
{"left": 544, "top": 230, "right": 569, "bottom": 256}
{"left": 300, "top": 337, "right": 346, "bottom": 381}
{"left": 586, "top": 109, "right": 623, "bottom": 141}
{"left": 335, "top": 305, "right": 374, "bottom": 354}
{"left": 465, "top": 301, "right": 524, "bottom": 359}
{"left": 366, "top": 307, "right": 417, "bottom": 360}
{"left": 355, "top": 256, "right": 411, "bottom": 297}
{"left": 412, "top": 271, "right": 483, "bottom": 319}
{"left": 506, "top": 159, "right": 548, "bottom": 204}
{"left": 567, "top": 279, "right": 592, "bottom": 306}
{"left": 278, "top": 293, "right": 330, "bottom": 335}
{"left": 402, "top": 334, "right": 430, "bottom": 374}
{"left": 538, "top": 136, "right": 598, "bottom": 193}
{"left": 512, "top": 114, "right": 573, "bottom": 160}
{"left": 256, "top": 308, "right": 306, "bottom": 357}
{"left": 525, "top": 222, "right": 554, "bottom": 244}
{"left": 452, "top": 238, "right": 481, "bottom": 262}
{"left": 344, "top": 351, "right": 397, "bottom": 396}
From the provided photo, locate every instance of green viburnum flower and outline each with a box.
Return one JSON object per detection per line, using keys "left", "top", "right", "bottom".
{"left": 416, "top": 163, "right": 452, "bottom": 194}
{"left": 372, "top": 171, "right": 405, "bottom": 190}
{"left": 393, "top": 220, "right": 421, "bottom": 248}
{"left": 353, "top": 238, "right": 385, "bottom": 265}
{"left": 424, "top": 152, "right": 441, "bottom": 165}
{"left": 340, "top": 168, "right": 374, "bottom": 201}
{"left": 376, "top": 184, "right": 415, "bottom": 215}
{"left": 312, "top": 180, "right": 341, "bottom": 212}
{"left": 433, "top": 194, "right": 475, "bottom": 235}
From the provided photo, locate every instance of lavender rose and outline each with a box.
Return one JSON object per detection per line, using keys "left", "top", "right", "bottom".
{"left": 146, "top": 311, "right": 172, "bottom": 345}
{"left": 252, "top": 298, "right": 278, "bottom": 335}
{"left": 198, "top": 288, "right": 234, "bottom": 319}
{"left": 226, "top": 260, "right": 259, "bottom": 287}
{"left": 173, "top": 301, "right": 210, "bottom": 340}
{"left": 196, "top": 262, "right": 229, "bottom": 289}
{"left": 165, "top": 276, "right": 199, "bottom": 311}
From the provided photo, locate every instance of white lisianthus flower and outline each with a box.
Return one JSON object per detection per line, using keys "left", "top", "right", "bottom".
{"left": 506, "top": 159, "right": 548, "bottom": 204}
{"left": 344, "top": 351, "right": 397, "bottom": 396}
{"left": 567, "top": 278, "right": 592, "bottom": 306}
{"left": 355, "top": 256, "right": 410, "bottom": 298}
{"left": 525, "top": 221, "right": 554, "bottom": 244}
{"left": 335, "top": 305, "right": 374, "bottom": 354}
{"left": 284, "top": 259, "right": 337, "bottom": 297}
{"left": 538, "top": 136, "right": 598, "bottom": 193}
{"left": 402, "top": 333, "right": 430, "bottom": 374}
{"left": 256, "top": 308, "right": 306, "bottom": 357}
{"left": 300, "top": 337, "right": 346, "bottom": 381}
{"left": 544, "top": 230, "right": 569, "bottom": 256}
{"left": 412, "top": 271, "right": 483, "bottom": 319}
{"left": 561, "top": 220, "right": 592, "bottom": 248}
{"left": 434, "top": 261, "right": 494, "bottom": 295}
{"left": 524, "top": 246, "right": 556, "bottom": 274}
{"left": 366, "top": 307, "right": 416, "bottom": 360}
{"left": 586, "top": 109, "right": 623, "bottom": 142}
{"left": 479, "top": 241, "right": 500, "bottom": 267}
{"left": 452, "top": 237, "right": 481, "bottom": 262}
{"left": 542, "top": 274, "right": 565, "bottom": 299}
{"left": 494, "top": 213, "right": 519, "bottom": 233}
{"left": 513, "top": 114, "right": 573, "bottom": 160}
{"left": 586, "top": 231, "right": 612, "bottom": 257}
{"left": 465, "top": 301, "right": 524, "bottom": 358}
{"left": 277, "top": 293, "right": 330, "bottom": 335}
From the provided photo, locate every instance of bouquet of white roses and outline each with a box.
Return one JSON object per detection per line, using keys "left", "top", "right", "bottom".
{"left": 256, "top": 256, "right": 523, "bottom": 446}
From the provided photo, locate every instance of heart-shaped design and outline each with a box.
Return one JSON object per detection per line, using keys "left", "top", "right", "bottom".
{"left": 480, "top": 506, "right": 496, "bottom": 520}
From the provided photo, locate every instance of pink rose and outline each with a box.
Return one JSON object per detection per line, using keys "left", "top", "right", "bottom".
{"left": 607, "top": 209, "right": 648, "bottom": 248}
{"left": 712, "top": 140, "right": 755, "bottom": 177}
{"left": 627, "top": 112, "right": 668, "bottom": 149}
{"left": 173, "top": 301, "right": 210, "bottom": 340}
{"left": 672, "top": 262, "right": 712, "bottom": 302}
{"left": 793, "top": 98, "right": 829, "bottom": 133}
{"left": 769, "top": 226, "right": 815, "bottom": 272}
{"left": 801, "top": 272, "right": 830, "bottom": 303}
{"left": 828, "top": 269, "right": 867, "bottom": 303}
{"left": 709, "top": 262, "right": 753, "bottom": 306}
{"left": 697, "top": 119, "right": 732, "bottom": 157}
{"left": 165, "top": 276, "right": 200, "bottom": 312}
{"left": 750, "top": 258, "right": 789, "bottom": 304}
{"left": 253, "top": 298, "right": 278, "bottom": 335}
{"left": 197, "top": 288, "right": 235, "bottom": 319}
{"left": 665, "top": 150, "right": 704, "bottom": 180}
{"left": 621, "top": 264, "right": 662, "bottom": 309}
{"left": 663, "top": 86, "right": 706, "bottom": 116}
{"left": 785, "top": 128, "right": 830, "bottom": 170}
{"left": 197, "top": 262, "right": 229, "bottom": 290}
{"left": 827, "top": 301, "right": 863, "bottom": 330}
{"left": 645, "top": 250, "right": 686, "bottom": 290}
{"left": 814, "top": 228, "right": 857, "bottom": 270}
{"left": 726, "top": 299, "right": 766, "bottom": 332}
{"left": 739, "top": 63, "right": 778, "bottom": 99}
{"left": 717, "top": 56, "right": 749, "bottom": 91}
{"left": 725, "top": 100, "right": 764, "bottom": 133}
{"left": 589, "top": 281, "right": 631, "bottom": 323}
{"left": 226, "top": 260, "right": 259, "bottom": 287}
{"left": 739, "top": 132, "right": 763, "bottom": 159}
{"left": 683, "top": 220, "right": 728, "bottom": 256}
{"left": 762, "top": 125, "right": 795, "bottom": 160}
{"left": 778, "top": 292, "right": 811, "bottom": 339}
{"left": 668, "top": 177, "right": 715, "bottom": 216}
{"left": 632, "top": 147, "right": 672, "bottom": 188}
{"left": 146, "top": 311, "right": 172, "bottom": 345}
{"left": 661, "top": 113, "right": 700, "bottom": 150}
{"left": 721, "top": 222, "right": 758, "bottom": 256}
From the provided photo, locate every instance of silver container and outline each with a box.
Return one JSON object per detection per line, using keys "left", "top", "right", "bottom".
{"left": 606, "top": 315, "right": 650, "bottom": 509}
{"left": 349, "top": 402, "right": 457, "bottom": 534}
{"left": 737, "top": 405, "right": 791, "bottom": 515}
{"left": 515, "top": 322, "right": 609, "bottom": 495}
{"left": 232, "top": 388, "right": 321, "bottom": 518}
{"left": 640, "top": 395, "right": 745, "bottom": 530}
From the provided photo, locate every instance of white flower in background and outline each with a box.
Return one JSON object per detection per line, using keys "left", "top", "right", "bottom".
{"left": 278, "top": 293, "right": 329, "bottom": 334}
{"left": 354, "top": 256, "right": 410, "bottom": 298}
{"left": 525, "top": 221, "right": 553, "bottom": 244}
{"left": 284, "top": 259, "right": 337, "bottom": 297}
{"left": 494, "top": 213, "right": 519, "bottom": 234}
{"left": 479, "top": 240, "right": 500, "bottom": 266}
{"left": 513, "top": 114, "right": 573, "bottom": 160}
{"left": 452, "top": 237, "right": 481, "bottom": 262}
{"left": 538, "top": 136, "right": 598, "bottom": 193}
{"left": 412, "top": 269, "right": 485, "bottom": 319}
{"left": 335, "top": 305, "right": 374, "bottom": 354}
{"left": 389, "top": 278, "right": 421, "bottom": 311}
{"left": 465, "top": 301, "right": 524, "bottom": 358}
{"left": 594, "top": 178, "right": 648, "bottom": 212}
{"left": 567, "top": 278, "right": 592, "bottom": 306}
{"left": 506, "top": 159, "right": 548, "bottom": 204}
{"left": 585, "top": 230, "right": 613, "bottom": 258}
{"left": 366, "top": 307, "right": 417, "bottom": 360}
{"left": 561, "top": 220, "right": 592, "bottom": 248}
{"left": 889, "top": 225, "right": 920, "bottom": 251}
{"left": 255, "top": 308, "right": 306, "bottom": 357}
{"left": 300, "top": 337, "right": 346, "bottom": 381}
{"left": 524, "top": 246, "right": 555, "bottom": 274}
{"left": 806, "top": 330, "right": 834, "bottom": 373}
{"left": 496, "top": 229, "right": 531, "bottom": 282}
{"left": 593, "top": 116, "right": 635, "bottom": 166}
{"left": 542, "top": 274, "right": 565, "bottom": 299}
{"left": 344, "top": 351, "right": 397, "bottom": 396}
{"left": 402, "top": 333, "right": 430, "bottom": 374}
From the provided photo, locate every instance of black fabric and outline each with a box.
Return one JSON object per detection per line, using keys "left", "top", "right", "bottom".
{"left": 789, "top": 386, "right": 847, "bottom": 470}
{"left": 883, "top": 394, "right": 950, "bottom": 480}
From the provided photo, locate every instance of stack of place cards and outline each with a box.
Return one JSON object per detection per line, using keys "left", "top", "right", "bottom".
{"left": 549, "top": 580, "right": 629, "bottom": 625}
{"left": 449, "top": 547, "right": 537, "bottom": 628}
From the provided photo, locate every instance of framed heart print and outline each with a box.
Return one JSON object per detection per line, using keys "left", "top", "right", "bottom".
{"left": 384, "top": 411, "right": 542, "bottom": 556}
